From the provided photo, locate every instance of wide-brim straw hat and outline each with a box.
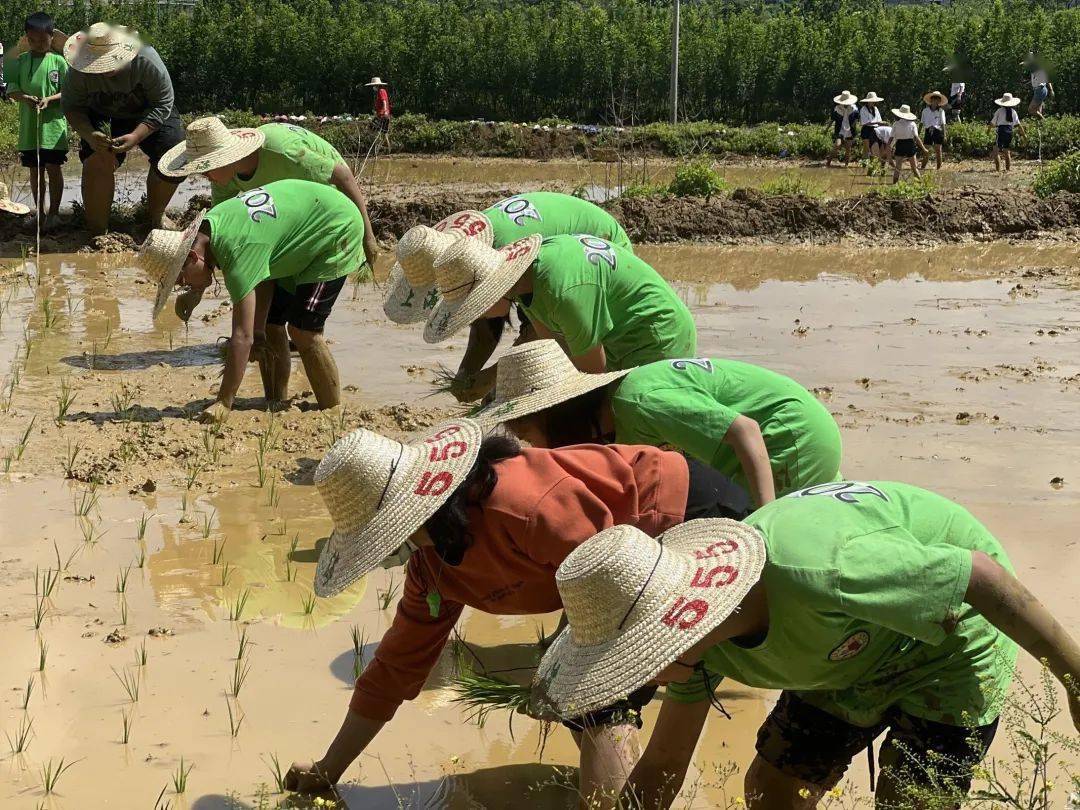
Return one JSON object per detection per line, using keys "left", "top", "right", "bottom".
{"left": 0, "top": 183, "right": 30, "bottom": 216}
{"left": 423, "top": 234, "right": 543, "bottom": 344}
{"left": 532, "top": 520, "right": 766, "bottom": 718}
{"left": 833, "top": 90, "right": 858, "bottom": 106}
{"left": 138, "top": 212, "right": 206, "bottom": 319}
{"left": 860, "top": 92, "right": 884, "bottom": 104}
{"left": 473, "top": 339, "right": 631, "bottom": 427}
{"left": 891, "top": 105, "right": 917, "bottom": 121}
{"left": 158, "top": 116, "right": 265, "bottom": 178}
{"left": 312, "top": 418, "right": 484, "bottom": 597}
{"left": 923, "top": 90, "right": 948, "bottom": 105}
{"left": 383, "top": 210, "right": 494, "bottom": 324}
{"left": 64, "top": 22, "right": 141, "bottom": 74}
{"left": 365, "top": 77, "right": 388, "bottom": 87}
{"left": 995, "top": 93, "right": 1021, "bottom": 107}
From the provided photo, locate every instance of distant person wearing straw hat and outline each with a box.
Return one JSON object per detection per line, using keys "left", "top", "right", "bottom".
{"left": 386, "top": 192, "right": 633, "bottom": 400}
{"left": 988, "top": 93, "right": 1026, "bottom": 172}
{"left": 157, "top": 116, "right": 379, "bottom": 321}
{"left": 6, "top": 13, "right": 68, "bottom": 231}
{"left": 920, "top": 91, "right": 948, "bottom": 170}
{"left": 476, "top": 341, "right": 841, "bottom": 508}
{"left": 422, "top": 234, "right": 695, "bottom": 375}
{"left": 60, "top": 22, "right": 184, "bottom": 236}
{"left": 826, "top": 91, "right": 859, "bottom": 168}
{"left": 888, "top": 104, "right": 927, "bottom": 184}
{"left": 138, "top": 179, "right": 365, "bottom": 422}
{"left": 284, "top": 417, "right": 746, "bottom": 801}
{"left": 533, "top": 485, "right": 1080, "bottom": 808}
{"left": 858, "top": 92, "right": 884, "bottom": 162}
{"left": 366, "top": 77, "right": 391, "bottom": 149}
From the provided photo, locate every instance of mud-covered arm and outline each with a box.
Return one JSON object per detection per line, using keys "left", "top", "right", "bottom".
{"left": 966, "top": 551, "right": 1080, "bottom": 731}
{"left": 452, "top": 319, "right": 502, "bottom": 402}
{"left": 216, "top": 289, "right": 257, "bottom": 408}
{"left": 623, "top": 698, "right": 711, "bottom": 809}
{"left": 329, "top": 162, "right": 378, "bottom": 265}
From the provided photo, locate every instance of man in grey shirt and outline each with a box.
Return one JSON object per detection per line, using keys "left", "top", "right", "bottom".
{"left": 62, "top": 22, "right": 184, "bottom": 235}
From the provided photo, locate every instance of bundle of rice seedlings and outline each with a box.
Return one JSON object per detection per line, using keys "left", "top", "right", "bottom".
{"left": 451, "top": 663, "right": 534, "bottom": 728}
{"left": 426, "top": 363, "right": 460, "bottom": 397}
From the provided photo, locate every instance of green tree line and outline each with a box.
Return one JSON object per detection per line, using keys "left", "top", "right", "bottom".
{"left": 3, "top": 0, "right": 1079, "bottom": 124}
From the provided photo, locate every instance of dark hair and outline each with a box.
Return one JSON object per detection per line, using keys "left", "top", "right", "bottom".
{"left": 509, "top": 385, "right": 610, "bottom": 447}
{"left": 424, "top": 433, "right": 521, "bottom": 565}
{"left": 25, "top": 12, "right": 55, "bottom": 34}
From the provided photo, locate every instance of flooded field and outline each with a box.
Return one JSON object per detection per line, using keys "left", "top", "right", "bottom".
{"left": 1, "top": 242, "right": 1078, "bottom": 808}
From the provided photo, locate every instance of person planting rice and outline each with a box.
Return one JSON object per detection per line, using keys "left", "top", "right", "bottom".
{"left": 869, "top": 121, "right": 894, "bottom": 165}
{"left": 284, "top": 417, "right": 749, "bottom": 804}
{"left": 826, "top": 91, "right": 859, "bottom": 168}
{"left": 420, "top": 232, "right": 695, "bottom": 373}
{"left": 888, "top": 104, "right": 927, "bottom": 184}
{"left": 920, "top": 91, "right": 948, "bottom": 171}
{"left": 533, "top": 485, "right": 1080, "bottom": 809}
{"left": 989, "top": 93, "right": 1026, "bottom": 172}
{"left": 858, "top": 92, "right": 884, "bottom": 163}
{"left": 476, "top": 340, "right": 841, "bottom": 507}
{"left": 137, "top": 178, "right": 365, "bottom": 422}
{"left": 385, "top": 191, "right": 633, "bottom": 401}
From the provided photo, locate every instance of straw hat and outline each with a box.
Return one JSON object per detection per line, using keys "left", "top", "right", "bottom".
{"left": 383, "top": 210, "right": 494, "bottom": 324}
{"left": 891, "top": 104, "right": 917, "bottom": 121}
{"left": 312, "top": 419, "right": 484, "bottom": 597}
{"left": 860, "top": 92, "right": 884, "bottom": 104}
{"left": 64, "top": 22, "right": 141, "bottom": 74}
{"left": 833, "top": 90, "right": 858, "bottom": 106}
{"left": 995, "top": 93, "right": 1021, "bottom": 108}
{"left": 0, "top": 183, "right": 30, "bottom": 216}
{"left": 423, "top": 234, "right": 543, "bottom": 344}
{"left": 473, "top": 339, "right": 631, "bottom": 427}
{"left": 532, "top": 520, "right": 766, "bottom": 718}
{"left": 365, "top": 77, "right": 388, "bottom": 87}
{"left": 138, "top": 212, "right": 206, "bottom": 319}
{"left": 157, "top": 117, "right": 265, "bottom": 178}
{"left": 923, "top": 90, "right": 948, "bottom": 106}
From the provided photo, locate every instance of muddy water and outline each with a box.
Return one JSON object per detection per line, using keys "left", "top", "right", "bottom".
{"left": 1, "top": 243, "right": 1078, "bottom": 808}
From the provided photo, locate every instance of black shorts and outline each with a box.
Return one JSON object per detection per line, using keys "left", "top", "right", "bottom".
{"left": 374, "top": 116, "right": 391, "bottom": 133}
{"left": 756, "top": 691, "right": 998, "bottom": 793}
{"left": 894, "top": 139, "right": 917, "bottom": 158}
{"left": 563, "top": 684, "right": 659, "bottom": 733}
{"left": 20, "top": 148, "right": 68, "bottom": 168}
{"left": 684, "top": 456, "right": 753, "bottom": 521}
{"left": 996, "top": 126, "right": 1014, "bottom": 150}
{"left": 949, "top": 93, "right": 965, "bottom": 110}
{"left": 267, "top": 276, "right": 347, "bottom": 333}
{"left": 78, "top": 113, "right": 185, "bottom": 182}
{"left": 923, "top": 127, "right": 944, "bottom": 146}
{"left": 860, "top": 124, "right": 879, "bottom": 143}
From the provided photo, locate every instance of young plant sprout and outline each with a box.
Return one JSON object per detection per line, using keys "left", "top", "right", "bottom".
{"left": 134, "top": 543, "right": 147, "bottom": 569}
{"left": 14, "top": 416, "right": 35, "bottom": 460}
{"left": 109, "top": 383, "right": 136, "bottom": 420}
{"left": 53, "top": 539, "right": 80, "bottom": 572}
{"left": 65, "top": 295, "right": 84, "bottom": 317}
{"left": 201, "top": 508, "right": 216, "bottom": 539}
{"left": 54, "top": 377, "right": 76, "bottom": 425}
{"left": 39, "top": 756, "right": 78, "bottom": 794}
{"left": 263, "top": 752, "right": 286, "bottom": 793}
{"left": 35, "top": 566, "right": 59, "bottom": 599}
{"left": 115, "top": 565, "right": 131, "bottom": 594}
{"left": 171, "top": 757, "right": 193, "bottom": 794}
{"left": 351, "top": 625, "right": 368, "bottom": 680}
{"left": 228, "top": 588, "right": 251, "bottom": 621}
{"left": 136, "top": 512, "right": 153, "bottom": 541}
{"left": 226, "top": 697, "right": 244, "bottom": 737}
{"left": 40, "top": 297, "right": 58, "bottom": 329}
{"left": 300, "top": 591, "right": 317, "bottom": 616}
{"left": 62, "top": 439, "right": 82, "bottom": 478}
{"left": 219, "top": 561, "right": 233, "bottom": 588}
{"left": 6, "top": 715, "right": 33, "bottom": 754}
{"left": 236, "top": 627, "right": 250, "bottom": 661}
{"left": 266, "top": 475, "right": 279, "bottom": 506}
{"left": 135, "top": 640, "right": 148, "bottom": 667}
{"left": 377, "top": 573, "right": 400, "bottom": 610}
{"left": 229, "top": 657, "right": 250, "bottom": 698}
{"left": 73, "top": 484, "right": 99, "bottom": 517}
{"left": 38, "top": 638, "right": 48, "bottom": 672}
{"left": 32, "top": 595, "right": 48, "bottom": 629}
{"left": 119, "top": 597, "right": 129, "bottom": 626}
{"left": 121, "top": 709, "right": 134, "bottom": 745}
{"left": 112, "top": 666, "right": 140, "bottom": 703}
{"left": 21, "top": 676, "right": 34, "bottom": 710}
{"left": 79, "top": 516, "right": 104, "bottom": 545}
{"left": 184, "top": 457, "right": 206, "bottom": 490}
{"left": 211, "top": 536, "right": 226, "bottom": 565}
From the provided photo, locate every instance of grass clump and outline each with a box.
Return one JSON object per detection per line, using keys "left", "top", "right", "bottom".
{"left": 760, "top": 172, "right": 825, "bottom": 198}
{"left": 1033, "top": 149, "right": 1080, "bottom": 198}
{"left": 871, "top": 174, "right": 936, "bottom": 201}
{"left": 667, "top": 161, "right": 730, "bottom": 198}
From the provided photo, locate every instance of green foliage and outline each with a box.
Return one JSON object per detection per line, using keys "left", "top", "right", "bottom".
{"left": 621, "top": 182, "right": 668, "bottom": 199}
{"left": 1033, "top": 149, "right": 1080, "bottom": 197}
{"left": 871, "top": 174, "right": 937, "bottom": 200}
{"left": 667, "top": 162, "right": 730, "bottom": 197}
{"left": 760, "top": 172, "right": 825, "bottom": 198}
{"left": 0, "top": 103, "right": 18, "bottom": 157}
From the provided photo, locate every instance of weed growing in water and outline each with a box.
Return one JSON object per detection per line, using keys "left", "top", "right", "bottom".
{"left": 300, "top": 591, "right": 317, "bottom": 616}
{"left": 229, "top": 658, "right": 251, "bottom": 697}
{"left": 171, "top": 757, "right": 193, "bottom": 794}
{"left": 38, "top": 638, "right": 48, "bottom": 672}
{"left": 211, "top": 536, "right": 227, "bottom": 565}
{"left": 228, "top": 588, "right": 251, "bottom": 621}
{"left": 263, "top": 752, "right": 286, "bottom": 793}
{"left": 62, "top": 439, "right": 82, "bottom": 478}
{"left": 201, "top": 508, "right": 216, "bottom": 539}
{"left": 22, "top": 676, "right": 34, "bottom": 709}
{"left": 121, "top": 709, "right": 133, "bottom": 744}
{"left": 377, "top": 573, "right": 401, "bottom": 610}
{"left": 226, "top": 697, "right": 245, "bottom": 737}
{"left": 6, "top": 715, "right": 33, "bottom": 754}
{"left": 54, "top": 377, "right": 76, "bottom": 426}
{"left": 115, "top": 565, "right": 131, "bottom": 594}
{"left": 113, "top": 666, "right": 140, "bottom": 703}
{"left": 39, "top": 756, "right": 77, "bottom": 794}
{"left": 14, "top": 416, "right": 36, "bottom": 460}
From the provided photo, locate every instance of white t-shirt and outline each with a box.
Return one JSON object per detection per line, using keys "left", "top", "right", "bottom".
{"left": 892, "top": 119, "right": 919, "bottom": 140}
{"left": 1031, "top": 69, "right": 1049, "bottom": 87}
{"left": 835, "top": 104, "right": 855, "bottom": 138}
{"left": 874, "top": 125, "right": 894, "bottom": 144}
{"left": 859, "top": 106, "right": 882, "bottom": 126}
{"left": 991, "top": 107, "right": 1020, "bottom": 128}
{"left": 949, "top": 82, "right": 966, "bottom": 97}
{"left": 921, "top": 107, "right": 946, "bottom": 129}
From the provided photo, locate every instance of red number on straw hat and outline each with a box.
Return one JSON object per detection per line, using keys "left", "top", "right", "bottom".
{"left": 690, "top": 565, "right": 738, "bottom": 589}
{"left": 426, "top": 426, "right": 461, "bottom": 442}
{"left": 415, "top": 471, "right": 454, "bottom": 496}
{"left": 660, "top": 597, "right": 709, "bottom": 630}
{"left": 694, "top": 540, "right": 740, "bottom": 560}
{"left": 429, "top": 440, "right": 468, "bottom": 462}
{"left": 502, "top": 239, "right": 533, "bottom": 261}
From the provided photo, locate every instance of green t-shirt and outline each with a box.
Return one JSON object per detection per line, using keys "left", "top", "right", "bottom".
{"left": 483, "top": 192, "right": 632, "bottom": 251}
{"left": 666, "top": 481, "right": 1017, "bottom": 728}
{"left": 205, "top": 179, "right": 365, "bottom": 303}
{"left": 517, "top": 235, "right": 696, "bottom": 370}
{"left": 611, "top": 358, "right": 842, "bottom": 496}
{"left": 210, "top": 124, "right": 344, "bottom": 206}
{"left": 10, "top": 52, "right": 68, "bottom": 151}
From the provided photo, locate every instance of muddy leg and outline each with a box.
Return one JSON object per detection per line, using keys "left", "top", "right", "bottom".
{"left": 29, "top": 167, "right": 42, "bottom": 214}
{"left": 295, "top": 330, "right": 340, "bottom": 410}
{"left": 744, "top": 755, "right": 826, "bottom": 809}
{"left": 46, "top": 164, "right": 63, "bottom": 218}
{"left": 892, "top": 157, "right": 902, "bottom": 184}
{"left": 910, "top": 157, "right": 922, "bottom": 179}
{"left": 82, "top": 150, "right": 117, "bottom": 236}
{"left": 1004, "top": 150, "right": 1012, "bottom": 172}
{"left": 991, "top": 146, "right": 1001, "bottom": 172}
{"left": 935, "top": 145, "right": 943, "bottom": 170}
{"left": 575, "top": 724, "right": 642, "bottom": 810}
{"left": 265, "top": 324, "right": 291, "bottom": 402}
{"left": 147, "top": 173, "right": 180, "bottom": 229}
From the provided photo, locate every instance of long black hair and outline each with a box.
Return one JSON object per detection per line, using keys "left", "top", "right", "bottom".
{"left": 424, "top": 433, "right": 521, "bottom": 565}
{"left": 508, "top": 385, "right": 611, "bottom": 448}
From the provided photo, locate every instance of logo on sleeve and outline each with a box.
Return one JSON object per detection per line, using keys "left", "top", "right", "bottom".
{"left": 492, "top": 195, "right": 542, "bottom": 226}
{"left": 829, "top": 631, "right": 870, "bottom": 661}
{"left": 577, "top": 235, "right": 617, "bottom": 270}
{"left": 787, "top": 481, "right": 889, "bottom": 504}
{"left": 49, "top": 69, "right": 61, "bottom": 84}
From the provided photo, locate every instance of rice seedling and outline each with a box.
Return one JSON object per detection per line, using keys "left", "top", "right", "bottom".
{"left": 229, "top": 658, "right": 250, "bottom": 697}
{"left": 65, "top": 295, "right": 84, "bottom": 317}
{"left": 2, "top": 453, "right": 13, "bottom": 474}
{"left": 40, "top": 298, "right": 59, "bottom": 330}
{"left": 35, "top": 566, "right": 59, "bottom": 599}
{"left": 171, "top": 757, "right": 193, "bottom": 794}
{"left": 135, "top": 640, "right": 148, "bottom": 667}
{"left": 6, "top": 715, "right": 33, "bottom": 754}
{"left": 73, "top": 484, "right": 99, "bottom": 517}
{"left": 180, "top": 491, "right": 189, "bottom": 514}
{"left": 300, "top": 591, "right": 317, "bottom": 616}
{"left": 183, "top": 457, "right": 206, "bottom": 490}
{"left": 200, "top": 508, "right": 216, "bottom": 539}
{"left": 236, "top": 627, "right": 250, "bottom": 661}
{"left": 22, "top": 676, "right": 34, "bottom": 709}
{"left": 102, "top": 316, "right": 114, "bottom": 350}
{"left": 136, "top": 511, "right": 153, "bottom": 541}
{"left": 451, "top": 662, "right": 535, "bottom": 731}
{"left": 22, "top": 335, "right": 35, "bottom": 362}
{"left": 14, "top": 416, "right": 35, "bottom": 460}
{"left": 263, "top": 752, "right": 286, "bottom": 793}
{"left": 53, "top": 539, "right": 79, "bottom": 572}
{"left": 40, "top": 756, "right": 78, "bottom": 795}
{"left": 377, "top": 574, "right": 400, "bottom": 610}
{"left": 79, "top": 516, "right": 104, "bottom": 545}
{"left": 153, "top": 784, "right": 169, "bottom": 810}
{"left": 254, "top": 441, "right": 268, "bottom": 488}
{"left": 87, "top": 341, "right": 99, "bottom": 371}
{"left": 134, "top": 543, "right": 147, "bottom": 569}
{"left": 226, "top": 697, "right": 244, "bottom": 737}
{"left": 109, "top": 383, "right": 136, "bottom": 420}
{"left": 115, "top": 565, "right": 131, "bottom": 594}
{"left": 112, "top": 666, "right": 140, "bottom": 703}
{"left": 219, "top": 561, "right": 233, "bottom": 588}
{"left": 211, "top": 536, "right": 226, "bottom": 565}
{"left": 119, "top": 597, "right": 129, "bottom": 626}
{"left": 33, "top": 595, "right": 48, "bottom": 629}
{"left": 121, "top": 709, "right": 134, "bottom": 744}
{"left": 351, "top": 625, "right": 367, "bottom": 680}
{"left": 266, "top": 475, "right": 279, "bottom": 506}
{"left": 38, "top": 638, "right": 48, "bottom": 672}
{"left": 54, "top": 377, "right": 76, "bottom": 425}
{"left": 228, "top": 588, "right": 251, "bottom": 621}
{"left": 284, "top": 533, "right": 300, "bottom": 582}
{"left": 62, "top": 439, "right": 82, "bottom": 478}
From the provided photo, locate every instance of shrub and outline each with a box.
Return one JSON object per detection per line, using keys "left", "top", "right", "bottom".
{"left": 871, "top": 174, "right": 937, "bottom": 200}
{"left": 667, "top": 162, "right": 730, "bottom": 198}
{"left": 760, "top": 172, "right": 825, "bottom": 198}
{"left": 1033, "top": 150, "right": 1080, "bottom": 197}
{"left": 621, "top": 182, "right": 668, "bottom": 198}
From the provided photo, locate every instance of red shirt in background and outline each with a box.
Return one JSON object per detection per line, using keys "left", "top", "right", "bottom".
{"left": 374, "top": 87, "right": 390, "bottom": 118}
{"left": 350, "top": 444, "right": 689, "bottom": 722}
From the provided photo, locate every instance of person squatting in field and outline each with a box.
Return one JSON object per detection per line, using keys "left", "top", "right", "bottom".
{"left": 533, "top": 482, "right": 1080, "bottom": 809}
{"left": 284, "top": 417, "right": 748, "bottom": 804}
